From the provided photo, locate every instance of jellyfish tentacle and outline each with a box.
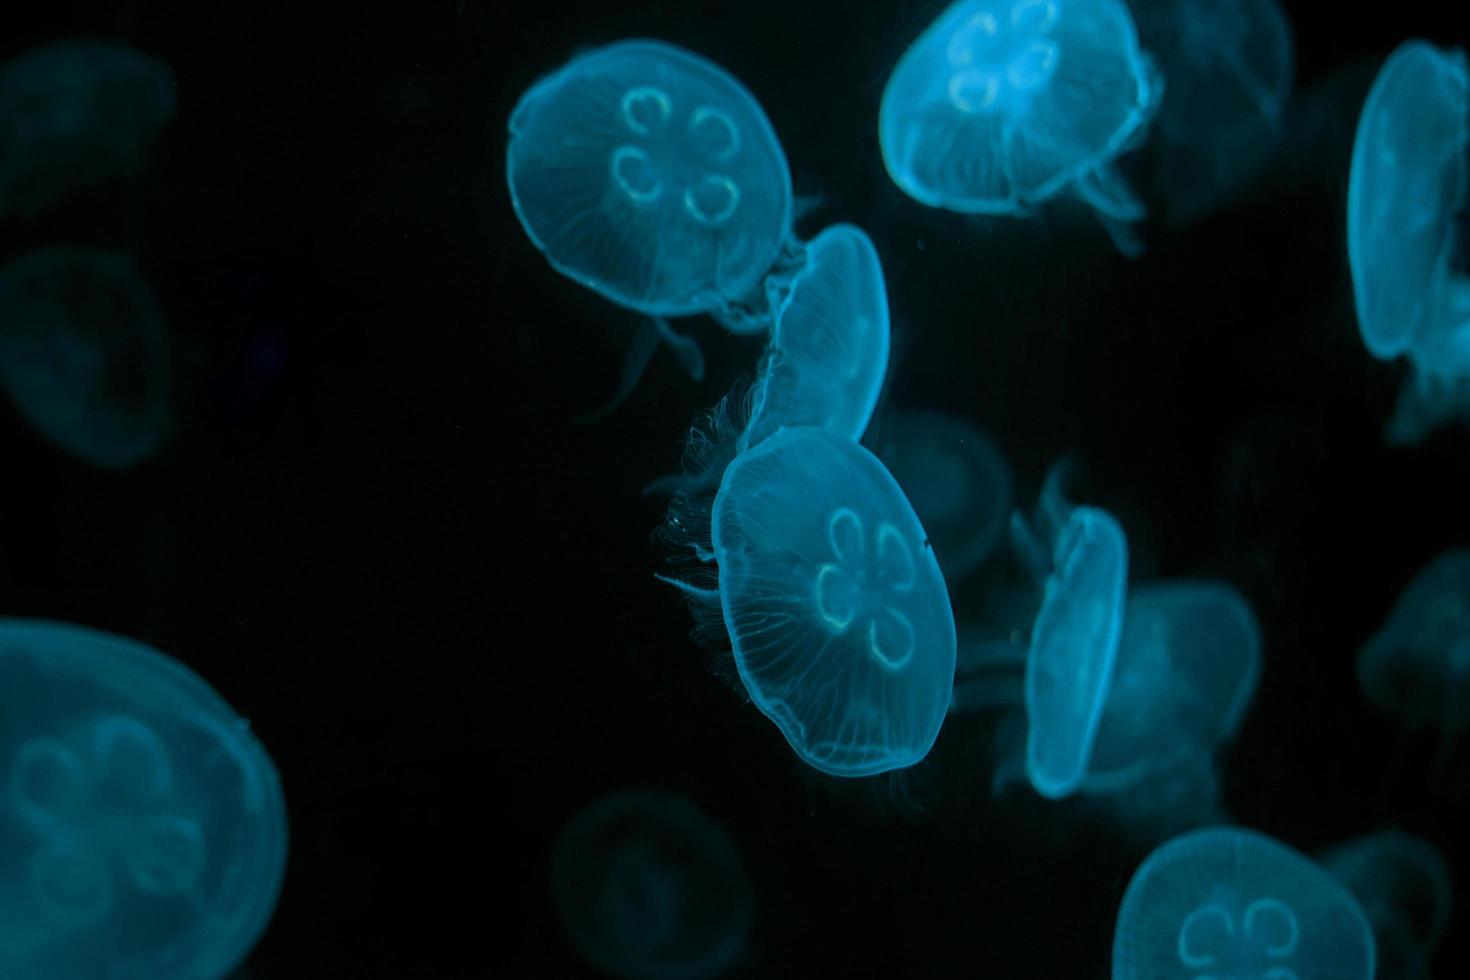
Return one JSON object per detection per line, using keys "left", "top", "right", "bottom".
{"left": 574, "top": 318, "right": 662, "bottom": 424}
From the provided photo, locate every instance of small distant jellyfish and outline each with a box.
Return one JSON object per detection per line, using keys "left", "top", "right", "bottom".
{"left": 553, "top": 791, "right": 752, "bottom": 980}
{"left": 0, "top": 247, "right": 172, "bottom": 467}
{"left": 1319, "top": 830, "right": 1452, "bottom": 980}
{"left": 1347, "top": 40, "right": 1470, "bottom": 444}
{"left": 0, "top": 619, "right": 288, "bottom": 980}
{"left": 1356, "top": 549, "right": 1470, "bottom": 734}
{"left": 866, "top": 410, "right": 1013, "bottom": 580}
{"left": 1113, "top": 826, "right": 1377, "bottom": 980}
{"left": 879, "top": 0, "right": 1160, "bottom": 254}
{"left": 0, "top": 39, "right": 176, "bottom": 217}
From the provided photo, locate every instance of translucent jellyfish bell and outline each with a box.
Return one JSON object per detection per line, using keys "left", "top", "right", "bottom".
{"left": 879, "top": 0, "right": 1158, "bottom": 247}
{"left": 0, "top": 619, "right": 287, "bottom": 980}
{"left": 1357, "top": 549, "right": 1470, "bottom": 734}
{"left": 711, "top": 427, "right": 957, "bottom": 776}
{"left": 1319, "top": 831, "right": 1452, "bottom": 980}
{"left": 0, "top": 247, "right": 172, "bottom": 468}
{"left": 553, "top": 792, "right": 751, "bottom": 980}
{"left": 1113, "top": 826, "right": 1377, "bottom": 980}
{"left": 507, "top": 40, "right": 794, "bottom": 320}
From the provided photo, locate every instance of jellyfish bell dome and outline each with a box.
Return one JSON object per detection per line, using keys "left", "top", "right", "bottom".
{"left": 1113, "top": 826, "right": 1377, "bottom": 980}
{"left": 0, "top": 619, "right": 288, "bottom": 980}
{"left": 712, "top": 426, "right": 957, "bottom": 777}
{"left": 507, "top": 39, "right": 794, "bottom": 319}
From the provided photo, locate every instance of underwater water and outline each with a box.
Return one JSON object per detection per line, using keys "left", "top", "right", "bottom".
{"left": 2, "top": 0, "right": 1469, "bottom": 977}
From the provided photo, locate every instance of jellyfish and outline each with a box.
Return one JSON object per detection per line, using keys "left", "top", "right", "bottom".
{"left": 1113, "top": 826, "right": 1377, "bottom": 980}
{"left": 0, "top": 619, "right": 288, "bottom": 980}
{"left": 878, "top": 0, "right": 1160, "bottom": 254}
{"left": 865, "top": 410, "right": 1013, "bottom": 580}
{"left": 1319, "top": 830, "right": 1452, "bottom": 980}
{"left": 0, "top": 247, "right": 172, "bottom": 467}
{"left": 1135, "top": 0, "right": 1295, "bottom": 225}
{"left": 553, "top": 792, "right": 751, "bottom": 980}
{"left": 1347, "top": 40, "right": 1470, "bottom": 444}
{"left": 0, "top": 39, "right": 176, "bottom": 218}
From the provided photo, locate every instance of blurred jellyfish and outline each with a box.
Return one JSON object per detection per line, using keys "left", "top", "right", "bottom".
{"left": 1113, "top": 826, "right": 1377, "bottom": 980}
{"left": 1085, "top": 749, "right": 1228, "bottom": 844}
{"left": 879, "top": 0, "right": 1160, "bottom": 254}
{"left": 1357, "top": 549, "right": 1470, "bottom": 734}
{"left": 553, "top": 792, "right": 751, "bottom": 980}
{"left": 1135, "top": 0, "right": 1295, "bottom": 225}
{"left": 0, "top": 619, "right": 287, "bottom": 980}
{"left": 0, "top": 247, "right": 172, "bottom": 467}
{"left": 1319, "top": 830, "right": 1452, "bottom": 980}
{"left": 866, "top": 410, "right": 1013, "bottom": 579}
{"left": 0, "top": 40, "right": 175, "bottom": 218}
{"left": 1347, "top": 40, "right": 1470, "bottom": 444}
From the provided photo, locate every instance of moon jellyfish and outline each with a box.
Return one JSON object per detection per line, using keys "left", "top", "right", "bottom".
{"left": 1136, "top": 0, "right": 1294, "bottom": 225}
{"left": 1113, "top": 826, "right": 1377, "bottom": 980}
{"left": 553, "top": 792, "right": 751, "bottom": 980}
{"left": 702, "top": 426, "right": 956, "bottom": 776}
{"left": 0, "top": 619, "right": 288, "bottom": 980}
{"left": 0, "top": 247, "right": 172, "bottom": 467}
{"left": 1356, "top": 549, "right": 1470, "bottom": 734}
{"left": 878, "top": 0, "right": 1160, "bottom": 253}
{"left": 866, "top": 410, "right": 1013, "bottom": 579}
{"left": 0, "top": 40, "right": 176, "bottom": 218}
{"left": 1347, "top": 40, "right": 1470, "bottom": 444}
{"left": 1320, "top": 831, "right": 1452, "bottom": 980}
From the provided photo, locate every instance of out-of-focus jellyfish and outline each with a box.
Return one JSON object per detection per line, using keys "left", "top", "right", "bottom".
{"left": 1113, "top": 826, "right": 1377, "bottom": 980}
{"left": 1135, "top": 0, "right": 1295, "bottom": 225}
{"left": 1319, "top": 830, "right": 1452, "bottom": 980}
{"left": 553, "top": 791, "right": 751, "bottom": 980}
{"left": 1347, "top": 40, "right": 1470, "bottom": 444}
{"left": 0, "top": 619, "right": 288, "bottom": 980}
{"left": 1357, "top": 549, "right": 1470, "bottom": 734}
{"left": 866, "top": 410, "right": 1013, "bottom": 579}
{"left": 0, "top": 40, "right": 175, "bottom": 218}
{"left": 878, "top": 0, "right": 1160, "bottom": 254}
{"left": 0, "top": 247, "right": 172, "bottom": 467}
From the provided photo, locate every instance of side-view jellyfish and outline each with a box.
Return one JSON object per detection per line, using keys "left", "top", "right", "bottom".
{"left": 1319, "top": 830, "right": 1452, "bottom": 980}
{"left": 865, "top": 409, "right": 1013, "bottom": 580}
{"left": 0, "top": 247, "right": 173, "bottom": 467}
{"left": 0, "top": 619, "right": 288, "bottom": 980}
{"left": 0, "top": 39, "right": 176, "bottom": 218}
{"left": 553, "top": 791, "right": 751, "bottom": 980}
{"left": 1113, "top": 826, "right": 1377, "bottom": 980}
{"left": 1347, "top": 39, "right": 1470, "bottom": 444}
{"left": 879, "top": 0, "right": 1161, "bottom": 254}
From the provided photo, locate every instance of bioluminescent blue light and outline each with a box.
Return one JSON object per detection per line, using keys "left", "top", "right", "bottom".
{"left": 507, "top": 40, "right": 793, "bottom": 320}
{"left": 1320, "top": 831, "right": 1452, "bottom": 980}
{"left": 1085, "top": 579, "right": 1262, "bottom": 791}
{"left": 1357, "top": 549, "right": 1470, "bottom": 733}
{"left": 1113, "top": 826, "right": 1377, "bottom": 980}
{"left": 0, "top": 247, "right": 172, "bottom": 468}
{"left": 1085, "top": 749, "right": 1228, "bottom": 845}
{"left": 553, "top": 791, "right": 751, "bottom": 980}
{"left": 711, "top": 426, "right": 957, "bottom": 776}
{"left": 878, "top": 0, "right": 1159, "bottom": 249}
{"left": 743, "top": 224, "right": 891, "bottom": 449}
{"left": 0, "top": 39, "right": 176, "bottom": 218}
{"left": 1138, "top": 0, "right": 1295, "bottom": 225}
{"left": 0, "top": 619, "right": 287, "bottom": 980}
{"left": 867, "top": 410, "right": 1013, "bottom": 578}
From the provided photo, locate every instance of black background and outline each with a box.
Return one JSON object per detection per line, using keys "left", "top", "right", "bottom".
{"left": 1, "top": 1, "right": 1468, "bottom": 977}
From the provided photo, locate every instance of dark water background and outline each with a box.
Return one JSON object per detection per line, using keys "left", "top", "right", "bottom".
{"left": 1, "top": 1, "right": 1468, "bottom": 976}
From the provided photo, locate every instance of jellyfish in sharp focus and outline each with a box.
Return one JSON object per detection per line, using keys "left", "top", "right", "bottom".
{"left": 878, "top": 0, "right": 1160, "bottom": 253}
{"left": 0, "top": 39, "right": 175, "bottom": 218}
{"left": 553, "top": 791, "right": 751, "bottom": 980}
{"left": 0, "top": 619, "right": 288, "bottom": 980}
{"left": 1319, "top": 831, "right": 1452, "bottom": 980}
{"left": 1113, "top": 826, "right": 1377, "bottom": 980}
{"left": 1347, "top": 39, "right": 1470, "bottom": 444}
{"left": 0, "top": 247, "right": 172, "bottom": 468}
